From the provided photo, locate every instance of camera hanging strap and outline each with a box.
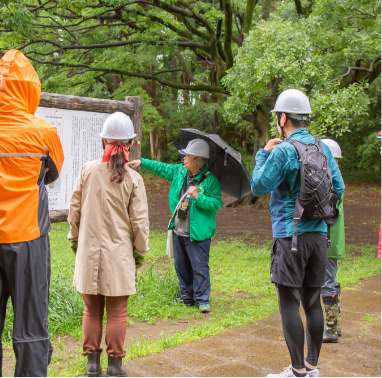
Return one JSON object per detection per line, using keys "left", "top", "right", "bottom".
{"left": 167, "top": 172, "right": 210, "bottom": 228}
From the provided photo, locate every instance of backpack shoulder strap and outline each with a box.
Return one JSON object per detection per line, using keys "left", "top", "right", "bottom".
{"left": 283, "top": 139, "right": 305, "bottom": 255}
{"left": 314, "top": 137, "right": 324, "bottom": 153}
{"left": 291, "top": 199, "right": 304, "bottom": 253}
{"left": 284, "top": 138, "right": 313, "bottom": 161}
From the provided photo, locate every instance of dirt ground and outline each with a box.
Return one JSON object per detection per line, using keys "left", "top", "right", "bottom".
{"left": 27, "top": 274, "right": 378, "bottom": 377}
{"left": 122, "top": 274, "right": 381, "bottom": 377}
{"left": 1, "top": 315, "right": 213, "bottom": 376}
{"left": 3, "top": 275, "right": 380, "bottom": 377}
{"left": 146, "top": 177, "right": 381, "bottom": 245}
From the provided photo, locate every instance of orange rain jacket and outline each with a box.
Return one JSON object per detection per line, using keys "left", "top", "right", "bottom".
{"left": 0, "top": 50, "right": 64, "bottom": 243}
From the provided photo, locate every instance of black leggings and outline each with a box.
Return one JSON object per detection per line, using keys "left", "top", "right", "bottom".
{"left": 277, "top": 284, "right": 324, "bottom": 369}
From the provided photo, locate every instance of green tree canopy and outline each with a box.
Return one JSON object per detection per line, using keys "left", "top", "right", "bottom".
{"left": 223, "top": 0, "right": 380, "bottom": 138}
{"left": 0, "top": 0, "right": 380, "bottom": 179}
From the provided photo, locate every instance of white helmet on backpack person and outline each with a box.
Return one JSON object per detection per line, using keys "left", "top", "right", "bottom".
{"left": 321, "top": 139, "right": 342, "bottom": 158}
{"left": 100, "top": 112, "right": 136, "bottom": 143}
{"left": 271, "top": 89, "right": 312, "bottom": 138}
{"left": 271, "top": 89, "right": 312, "bottom": 120}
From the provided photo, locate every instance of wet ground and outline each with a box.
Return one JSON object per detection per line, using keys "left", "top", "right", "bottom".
{"left": 117, "top": 274, "right": 382, "bottom": 377}
{"left": 2, "top": 275, "right": 380, "bottom": 377}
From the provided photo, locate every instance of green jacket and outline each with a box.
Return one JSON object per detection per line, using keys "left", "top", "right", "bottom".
{"left": 140, "top": 158, "right": 222, "bottom": 241}
{"left": 327, "top": 193, "right": 345, "bottom": 260}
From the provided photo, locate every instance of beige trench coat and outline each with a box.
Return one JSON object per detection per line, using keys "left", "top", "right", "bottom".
{"left": 67, "top": 160, "right": 149, "bottom": 296}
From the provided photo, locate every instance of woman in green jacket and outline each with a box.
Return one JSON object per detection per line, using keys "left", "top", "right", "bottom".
{"left": 128, "top": 139, "right": 222, "bottom": 312}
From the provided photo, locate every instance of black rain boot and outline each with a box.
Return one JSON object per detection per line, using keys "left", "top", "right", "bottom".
{"left": 106, "top": 355, "right": 127, "bottom": 377}
{"left": 322, "top": 294, "right": 339, "bottom": 343}
{"left": 323, "top": 328, "right": 338, "bottom": 343}
{"left": 335, "top": 283, "right": 341, "bottom": 336}
{"left": 87, "top": 348, "right": 102, "bottom": 377}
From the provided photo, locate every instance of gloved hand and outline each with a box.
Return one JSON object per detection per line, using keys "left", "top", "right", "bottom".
{"left": 133, "top": 252, "right": 145, "bottom": 269}
{"left": 70, "top": 240, "right": 78, "bottom": 254}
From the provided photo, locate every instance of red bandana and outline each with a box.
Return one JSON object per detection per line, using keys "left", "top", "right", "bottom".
{"left": 102, "top": 142, "right": 129, "bottom": 163}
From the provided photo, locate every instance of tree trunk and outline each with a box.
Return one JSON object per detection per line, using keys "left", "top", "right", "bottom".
{"left": 149, "top": 65, "right": 161, "bottom": 161}
{"left": 252, "top": 102, "right": 271, "bottom": 163}
{"left": 171, "top": 53, "right": 179, "bottom": 100}
{"left": 161, "top": 126, "right": 168, "bottom": 154}
{"left": 252, "top": 128, "right": 260, "bottom": 170}
{"left": 180, "top": 74, "right": 189, "bottom": 105}
{"left": 208, "top": 62, "right": 219, "bottom": 132}
{"left": 150, "top": 127, "right": 161, "bottom": 161}
{"left": 262, "top": 0, "right": 271, "bottom": 20}
{"left": 253, "top": 192, "right": 271, "bottom": 209}
{"left": 228, "top": 103, "right": 272, "bottom": 208}
{"left": 201, "top": 61, "right": 209, "bottom": 105}
{"left": 212, "top": 107, "right": 219, "bottom": 132}
{"left": 244, "top": 0, "right": 258, "bottom": 35}
{"left": 200, "top": 60, "right": 209, "bottom": 131}
{"left": 125, "top": 96, "right": 144, "bottom": 164}
{"left": 241, "top": 125, "right": 250, "bottom": 153}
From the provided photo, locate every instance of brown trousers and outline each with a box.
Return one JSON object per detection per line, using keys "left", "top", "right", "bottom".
{"left": 82, "top": 294, "right": 129, "bottom": 357}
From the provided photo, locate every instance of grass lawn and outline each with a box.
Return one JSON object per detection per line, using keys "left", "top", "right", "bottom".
{"left": 2, "top": 222, "right": 380, "bottom": 376}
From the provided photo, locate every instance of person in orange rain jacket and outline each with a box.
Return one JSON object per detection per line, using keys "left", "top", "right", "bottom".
{"left": 0, "top": 50, "right": 64, "bottom": 376}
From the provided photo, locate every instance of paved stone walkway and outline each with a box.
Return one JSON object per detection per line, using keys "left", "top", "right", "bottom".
{"left": 123, "top": 274, "right": 381, "bottom": 377}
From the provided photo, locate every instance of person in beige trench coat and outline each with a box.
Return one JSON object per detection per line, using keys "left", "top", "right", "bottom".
{"left": 67, "top": 112, "right": 149, "bottom": 377}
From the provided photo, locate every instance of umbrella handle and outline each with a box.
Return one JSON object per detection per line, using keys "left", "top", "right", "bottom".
{"left": 224, "top": 148, "right": 228, "bottom": 167}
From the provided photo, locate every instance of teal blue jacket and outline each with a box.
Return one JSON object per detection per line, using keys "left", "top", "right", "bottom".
{"left": 140, "top": 158, "right": 222, "bottom": 241}
{"left": 251, "top": 128, "right": 345, "bottom": 238}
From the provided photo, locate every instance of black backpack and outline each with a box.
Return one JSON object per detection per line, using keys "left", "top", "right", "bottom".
{"left": 285, "top": 138, "right": 338, "bottom": 253}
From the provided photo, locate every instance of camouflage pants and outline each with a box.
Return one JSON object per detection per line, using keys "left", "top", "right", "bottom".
{"left": 323, "top": 294, "right": 339, "bottom": 335}
{"left": 322, "top": 259, "right": 341, "bottom": 335}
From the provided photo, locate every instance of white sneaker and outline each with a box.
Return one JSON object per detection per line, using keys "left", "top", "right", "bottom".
{"left": 306, "top": 368, "right": 319, "bottom": 377}
{"left": 267, "top": 365, "right": 299, "bottom": 377}
{"left": 267, "top": 364, "right": 319, "bottom": 377}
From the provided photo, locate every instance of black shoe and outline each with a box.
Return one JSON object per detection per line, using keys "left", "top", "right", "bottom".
{"left": 337, "top": 327, "right": 341, "bottom": 336}
{"left": 87, "top": 349, "right": 102, "bottom": 377}
{"left": 106, "top": 355, "right": 127, "bottom": 377}
{"left": 322, "top": 328, "right": 338, "bottom": 343}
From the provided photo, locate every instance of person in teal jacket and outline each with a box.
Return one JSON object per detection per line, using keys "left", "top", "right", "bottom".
{"left": 128, "top": 139, "right": 222, "bottom": 313}
{"left": 320, "top": 139, "right": 345, "bottom": 344}
{"left": 252, "top": 89, "right": 345, "bottom": 378}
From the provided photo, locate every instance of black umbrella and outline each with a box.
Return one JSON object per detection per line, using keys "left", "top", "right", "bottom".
{"left": 173, "top": 128, "right": 252, "bottom": 199}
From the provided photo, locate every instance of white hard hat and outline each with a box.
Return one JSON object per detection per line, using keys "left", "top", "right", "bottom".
{"left": 321, "top": 139, "right": 342, "bottom": 158}
{"left": 179, "top": 139, "right": 210, "bottom": 159}
{"left": 100, "top": 112, "right": 136, "bottom": 141}
{"left": 271, "top": 89, "right": 312, "bottom": 120}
